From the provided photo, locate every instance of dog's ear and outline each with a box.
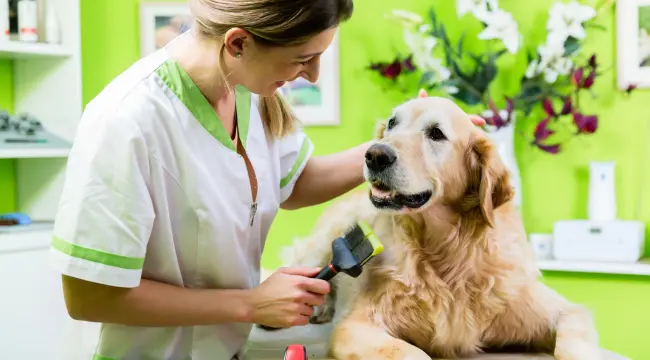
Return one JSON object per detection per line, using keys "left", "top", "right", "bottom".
{"left": 467, "top": 134, "right": 514, "bottom": 227}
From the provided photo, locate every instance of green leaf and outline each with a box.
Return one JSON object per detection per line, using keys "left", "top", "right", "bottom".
{"left": 457, "top": 32, "right": 466, "bottom": 56}
{"left": 563, "top": 37, "right": 580, "bottom": 57}
{"left": 517, "top": 83, "right": 544, "bottom": 116}
{"left": 452, "top": 86, "right": 482, "bottom": 105}
{"left": 584, "top": 22, "right": 607, "bottom": 31}
{"left": 526, "top": 49, "right": 535, "bottom": 63}
{"left": 419, "top": 72, "right": 436, "bottom": 87}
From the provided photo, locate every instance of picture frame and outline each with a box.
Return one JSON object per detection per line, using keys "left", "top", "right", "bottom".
{"left": 278, "top": 31, "right": 341, "bottom": 126}
{"left": 139, "top": 1, "right": 193, "bottom": 58}
{"left": 617, "top": 0, "right": 650, "bottom": 89}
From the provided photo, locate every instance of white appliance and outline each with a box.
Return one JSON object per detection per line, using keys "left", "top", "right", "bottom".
{"left": 588, "top": 161, "right": 617, "bottom": 221}
{"left": 552, "top": 220, "right": 645, "bottom": 263}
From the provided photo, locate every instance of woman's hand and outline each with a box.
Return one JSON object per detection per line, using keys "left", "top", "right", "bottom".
{"left": 246, "top": 266, "right": 330, "bottom": 328}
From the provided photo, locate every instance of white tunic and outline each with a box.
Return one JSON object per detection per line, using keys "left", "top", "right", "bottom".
{"left": 49, "top": 47, "right": 313, "bottom": 359}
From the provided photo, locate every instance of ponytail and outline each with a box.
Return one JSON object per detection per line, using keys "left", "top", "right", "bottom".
{"left": 259, "top": 92, "right": 299, "bottom": 138}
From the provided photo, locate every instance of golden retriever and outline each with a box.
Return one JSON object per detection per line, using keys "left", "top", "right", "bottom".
{"left": 271, "top": 92, "right": 601, "bottom": 359}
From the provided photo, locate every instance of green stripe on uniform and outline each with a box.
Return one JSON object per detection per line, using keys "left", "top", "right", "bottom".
{"left": 280, "top": 138, "right": 311, "bottom": 188}
{"left": 51, "top": 236, "right": 145, "bottom": 270}
{"left": 155, "top": 58, "right": 251, "bottom": 153}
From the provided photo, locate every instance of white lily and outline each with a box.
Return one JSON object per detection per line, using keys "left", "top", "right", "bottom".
{"left": 386, "top": 9, "right": 424, "bottom": 28}
{"left": 403, "top": 29, "right": 451, "bottom": 83}
{"left": 535, "top": 35, "right": 573, "bottom": 83}
{"left": 525, "top": 59, "right": 540, "bottom": 78}
{"left": 477, "top": 9, "right": 521, "bottom": 53}
{"left": 546, "top": 1, "right": 597, "bottom": 43}
{"left": 457, "top": 0, "right": 499, "bottom": 20}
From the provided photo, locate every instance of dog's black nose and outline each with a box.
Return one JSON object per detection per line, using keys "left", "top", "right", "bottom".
{"left": 365, "top": 144, "right": 396, "bottom": 172}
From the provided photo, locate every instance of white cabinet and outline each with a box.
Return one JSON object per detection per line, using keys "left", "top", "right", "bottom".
{"left": 0, "top": 224, "right": 72, "bottom": 359}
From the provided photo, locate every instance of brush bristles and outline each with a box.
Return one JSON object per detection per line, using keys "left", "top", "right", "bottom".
{"left": 343, "top": 224, "right": 367, "bottom": 249}
{"left": 352, "top": 240, "right": 375, "bottom": 263}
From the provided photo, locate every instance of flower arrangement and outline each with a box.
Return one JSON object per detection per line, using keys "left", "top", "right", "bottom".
{"left": 368, "top": 0, "right": 636, "bottom": 154}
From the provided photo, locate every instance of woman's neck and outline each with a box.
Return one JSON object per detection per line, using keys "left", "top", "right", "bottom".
{"left": 166, "top": 31, "right": 234, "bottom": 107}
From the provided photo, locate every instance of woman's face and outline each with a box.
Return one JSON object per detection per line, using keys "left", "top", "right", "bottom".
{"left": 224, "top": 27, "right": 338, "bottom": 97}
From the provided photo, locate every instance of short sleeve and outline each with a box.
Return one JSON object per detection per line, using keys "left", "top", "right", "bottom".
{"left": 278, "top": 128, "right": 314, "bottom": 203}
{"left": 49, "top": 111, "right": 155, "bottom": 288}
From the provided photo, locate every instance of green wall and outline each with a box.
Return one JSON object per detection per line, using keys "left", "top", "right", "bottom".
{"left": 0, "top": 59, "right": 15, "bottom": 213}
{"left": 0, "top": 0, "right": 647, "bottom": 358}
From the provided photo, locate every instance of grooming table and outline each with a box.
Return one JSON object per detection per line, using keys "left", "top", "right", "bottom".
{"left": 239, "top": 323, "right": 630, "bottom": 360}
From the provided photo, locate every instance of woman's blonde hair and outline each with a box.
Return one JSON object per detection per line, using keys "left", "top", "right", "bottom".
{"left": 188, "top": 0, "right": 353, "bottom": 138}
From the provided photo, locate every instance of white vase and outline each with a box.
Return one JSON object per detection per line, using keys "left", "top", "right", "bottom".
{"left": 587, "top": 161, "right": 617, "bottom": 221}
{"left": 485, "top": 123, "right": 522, "bottom": 209}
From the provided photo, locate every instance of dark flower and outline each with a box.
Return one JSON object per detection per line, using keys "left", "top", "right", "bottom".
{"left": 402, "top": 55, "right": 416, "bottom": 72}
{"left": 560, "top": 96, "right": 572, "bottom": 115}
{"left": 532, "top": 118, "right": 560, "bottom": 154}
{"left": 542, "top": 97, "right": 556, "bottom": 117}
{"left": 536, "top": 143, "right": 561, "bottom": 154}
{"left": 485, "top": 97, "right": 514, "bottom": 128}
{"left": 583, "top": 69, "right": 596, "bottom": 89}
{"left": 571, "top": 67, "right": 584, "bottom": 87}
{"left": 588, "top": 54, "right": 597, "bottom": 68}
{"left": 487, "top": 98, "right": 505, "bottom": 127}
{"left": 573, "top": 112, "right": 598, "bottom": 134}
{"left": 369, "top": 59, "right": 403, "bottom": 80}
{"left": 533, "top": 117, "right": 554, "bottom": 142}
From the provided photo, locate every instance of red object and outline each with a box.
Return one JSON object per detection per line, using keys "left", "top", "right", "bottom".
{"left": 284, "top": 344, "right": 307, "bottom": 360}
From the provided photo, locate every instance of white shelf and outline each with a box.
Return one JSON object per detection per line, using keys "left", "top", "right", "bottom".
{"left": 0, "top": 40, "right": 71, "bottom": 59}
{"left": 537, "top": 259, "right": 650, "bottom": 276}
{"left": 0, "top": 131, "right": 72, "bottom": 158}
{"left": 0, "top": 147, "right": 70, "bottom": 158}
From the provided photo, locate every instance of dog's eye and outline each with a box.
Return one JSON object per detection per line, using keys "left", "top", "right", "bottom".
{"left": 386, "top": 116, "right": 397, "bottom": 130}
{"left": 427, "top": 125, "right": 446, "bottom": 141}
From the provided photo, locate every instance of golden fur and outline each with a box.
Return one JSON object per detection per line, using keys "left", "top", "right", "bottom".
{"left": 274, "top": 95, "right": 601, "bottom": 359}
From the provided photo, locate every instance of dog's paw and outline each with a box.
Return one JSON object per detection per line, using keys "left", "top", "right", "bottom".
{"left": 554, "top": 340, "right": 602, "bottom": 360}
{"left": 310, "top": 302, "right": 335, "bottom": 324}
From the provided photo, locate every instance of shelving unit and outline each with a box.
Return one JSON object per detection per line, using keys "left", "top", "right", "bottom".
{"left": 537, "top": 258, "right": 650, "bottom": 276}
{"left": 1, "top": 0, "right": 82, "bottom": 221}
{"left": 0, "top": 0, "right": 82, "bottom": 359}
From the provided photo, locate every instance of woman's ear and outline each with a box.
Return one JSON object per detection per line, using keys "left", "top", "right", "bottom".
{"left": 467, "top": 135, "right": 514, "bottom": 227}
{"left": 223, "top": 27, "right": 251, "bottom": 58}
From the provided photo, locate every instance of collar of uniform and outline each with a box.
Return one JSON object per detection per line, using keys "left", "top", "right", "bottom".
{"left": 155, "top": 58, "right": 252, "bottom": 152}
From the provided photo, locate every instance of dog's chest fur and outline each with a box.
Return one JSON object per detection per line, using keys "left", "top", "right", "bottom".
{"left": 363, "top": 222, "right": 510, "bottom": 358}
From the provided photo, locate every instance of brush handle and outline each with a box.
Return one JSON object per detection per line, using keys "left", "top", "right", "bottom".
{"left": 314, "top": 264, "right": 337, "bottom": 281}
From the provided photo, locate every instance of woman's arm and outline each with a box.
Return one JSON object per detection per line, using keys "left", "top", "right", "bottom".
{"left": 61, "top": 265, "right": 330, "bottom": 328}
{"left": 62, "top": 275, "right": 252, "bottom": 326}
{"left": 281, "top": 140, "right": 372, "bottom": 210}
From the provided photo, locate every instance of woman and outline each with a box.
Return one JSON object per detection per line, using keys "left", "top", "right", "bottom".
{"left": 50, "top": 0, "right": 484, "bottom": 359}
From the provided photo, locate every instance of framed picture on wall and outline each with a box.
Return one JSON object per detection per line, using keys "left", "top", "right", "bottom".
{"left": 278, "top": 31, "right": 341, "bottom": 126}
{"left": 617, "top": 0, "right": 650, "bottom": 89}
{"left": 139, "top": 2, "right": 193, "bottom": 58}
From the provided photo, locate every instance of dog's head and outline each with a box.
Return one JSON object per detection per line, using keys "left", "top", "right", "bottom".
{"left": 364, "top": 91, "right": 514, "bottom": 227}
